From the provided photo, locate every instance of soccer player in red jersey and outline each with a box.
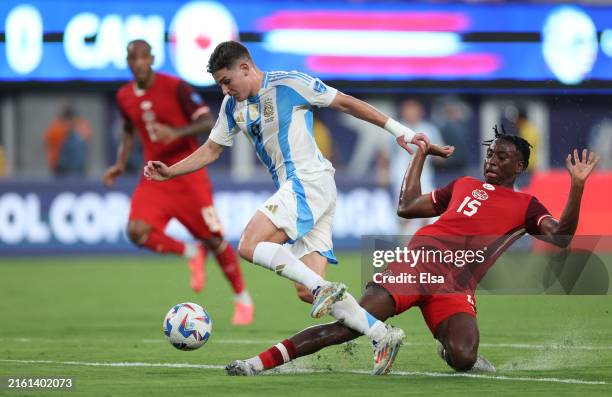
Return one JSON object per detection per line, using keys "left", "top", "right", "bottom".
{"left": 102, "top": 40, "right": 253, "bottom": 325}
{"left": 224, "top": 129, "right": 599, "bottom": 375}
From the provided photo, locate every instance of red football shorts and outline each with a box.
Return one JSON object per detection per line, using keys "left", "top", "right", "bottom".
{"left": 129, "top": 173, "right": 223, "bottom": 239}
{"left": 374, "top": 246, "right": 478, "bottom": 335}
{"left": 388, "top": 289, "right": 477, "bottom": 335}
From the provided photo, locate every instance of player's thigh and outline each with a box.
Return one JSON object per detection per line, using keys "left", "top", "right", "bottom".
{"left": 242, "top": 210, "right": 289, "bottom": 244}
{"left": 172, "top": 188, "right": 226, "bottom": 251}
{"left": 240, "top": 179, "right": 311, "bottom": 256}
{"left": 359, "top": 283, "right": 397, "bottom": 322}
{"left": 238, "top": 210, "right": 289, "bottom": 260}
{"left": 128, "top": 184, "right": 171, "bottom": 241}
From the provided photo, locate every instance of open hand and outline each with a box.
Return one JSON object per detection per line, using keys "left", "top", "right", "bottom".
{"left": 144, "top": 160, "right": 172, "bottom": 181}
{"left": 565, "top": 148, "right": 599, "bottom": 184}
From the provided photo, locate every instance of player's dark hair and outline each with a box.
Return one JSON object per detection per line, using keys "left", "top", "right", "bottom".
{"left": 127, "top": 39, "right": 152, "bottom": 55}
{"left": 482, "top": 125, "right": 532, "bottom": 169}
{"left": 207, "top": 41, "right": 251, "bottom": 74}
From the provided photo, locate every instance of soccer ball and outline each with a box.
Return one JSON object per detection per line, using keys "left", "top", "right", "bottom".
{"left": 162, "top": 302, "right": 212, "bottom": 350}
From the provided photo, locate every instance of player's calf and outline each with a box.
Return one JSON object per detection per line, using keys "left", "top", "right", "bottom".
{"left": 295, "top": 282, "right": 314, "bottom": 303}
{"left": 227, "top": 324, "right": 359, "bottom": 376}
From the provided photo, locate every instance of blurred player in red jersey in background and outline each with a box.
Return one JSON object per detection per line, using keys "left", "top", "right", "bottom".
{"left": 224, "top": 128, "right": 599, "bottom": 375}
{"left": 103, "top": 40, "right": 253, "bottom": 325}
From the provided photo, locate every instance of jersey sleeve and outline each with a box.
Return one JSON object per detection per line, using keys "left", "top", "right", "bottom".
{"left": 176, "top": 80, "right": 210, "bottom": 120}
{"left": 271, "top": 72, "right": 338, "bottom": 107}
{"left": 524, "top": 197, "right": 555, "bottom": 235}
{"left": 209, "top": 96, "right": 240, "bottom": 147}
{"left": 430, "top": 178, "right": 458, "bottom": 215}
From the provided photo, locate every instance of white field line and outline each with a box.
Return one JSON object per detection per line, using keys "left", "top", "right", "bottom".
{"left": 3, "top": 337, "right": 612, "bottom": 351}
{"left": 0, "top": 359, "right": 606, "bottom": 385}
{"left": 0, "top": 359, "right": 222, "bottom": 370}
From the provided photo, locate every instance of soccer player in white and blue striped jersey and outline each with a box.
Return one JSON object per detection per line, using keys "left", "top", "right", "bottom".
{"left": 144, "top": 41, "right": 435, "bottom": 374}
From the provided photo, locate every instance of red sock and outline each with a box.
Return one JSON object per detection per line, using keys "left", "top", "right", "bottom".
{"left": 142, "top": 230, "right": 185, "bottom": 255}
{"left": 258, "top": 339, "right": 297, "bottom": 370}
{"left": 215, "top": 243, "right": 245, "bottom": 294}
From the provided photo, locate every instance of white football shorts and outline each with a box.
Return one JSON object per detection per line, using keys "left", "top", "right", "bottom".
{"left": 258, "top": 170, "right": 337, "bottom": 264}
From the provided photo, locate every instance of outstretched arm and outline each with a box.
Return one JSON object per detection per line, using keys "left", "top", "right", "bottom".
{"left": 151, "top": 82, "right": 216, "bottom": 143}
{"left": 175, "top": 114, "right": 215, "bottom": 137}
{"left": 329, "top": 92, "right": 429, "bottom": 154}
{"left": 152, "top": 113, "right": 215, "bottom": 143}
{"left": 396, "top": 143, "right": 454, "bottom": 219}
{"left": 144, "top": 138, "right": 224, "bottom": 181}
{"left": 537, "top": 149, "right": 599, "bottom": 247}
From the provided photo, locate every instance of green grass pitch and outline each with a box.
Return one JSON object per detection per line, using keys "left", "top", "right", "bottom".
{"left": 0, "top": 253, "right": 610, "bottom": 396}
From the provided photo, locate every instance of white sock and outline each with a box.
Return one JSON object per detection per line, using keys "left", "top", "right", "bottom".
{"left": 234, "top": 290, "right": 253, "bottom": 305}
{"left": 246, "top": 356, "right": 264, "bottom": 372}
{"left": 183, "top": 243, "right": 198, "bottom": 259}
{"left": 253, "top": 242, "right": 329, "bottom": 293}
{"left": 331, "top": 293, "right": 388, "bottom": 344}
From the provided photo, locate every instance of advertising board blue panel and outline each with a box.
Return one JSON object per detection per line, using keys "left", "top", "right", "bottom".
{"left": 2, "top": 1, "right": 612, "bottom": 87}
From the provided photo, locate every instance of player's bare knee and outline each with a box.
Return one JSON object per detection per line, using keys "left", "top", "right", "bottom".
{"left": 451, "top": 353, "right": 477, "bottom": 372}
{"left": 127, "top": 221, "right": 151, "bottom": 245}
{"left": 295, "top": 284, "right": 314, "bottom": 303}
{"left": 446, "top": 343, "right": 477, "bottom": 372}
{"left": 237, "top": 237, "right": 255, "bottom": 262}
{"left": 202, "top": 237, "right": 224, "bottom": 253}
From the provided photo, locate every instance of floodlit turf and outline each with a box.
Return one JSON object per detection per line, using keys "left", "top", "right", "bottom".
{"left": 0, "top": 253, "right": 611, "bottom": 396}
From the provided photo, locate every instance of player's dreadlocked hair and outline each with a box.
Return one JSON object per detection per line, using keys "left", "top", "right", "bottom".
{"left": 207, "top": 41, "right": 252, "bottom": 74}
{"left": 482, "top": 125, "right": 533, "bottom": 169}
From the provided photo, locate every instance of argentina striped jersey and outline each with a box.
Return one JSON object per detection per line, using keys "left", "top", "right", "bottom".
{"left": 209, "top": 71, "right": 337, "bottom": 188}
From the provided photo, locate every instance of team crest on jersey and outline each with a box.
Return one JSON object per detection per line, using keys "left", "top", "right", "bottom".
{"left": 482, "top": 183, "right": 495, "bottom": 191}
{"left": 248, "top": 103, "right": 260, "bottom": 121}
{"left": 263, "top": 97, "right": 275, "bottom": 123}
{"left": 472, "top": 189, "right": 489, "bottom": 201}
